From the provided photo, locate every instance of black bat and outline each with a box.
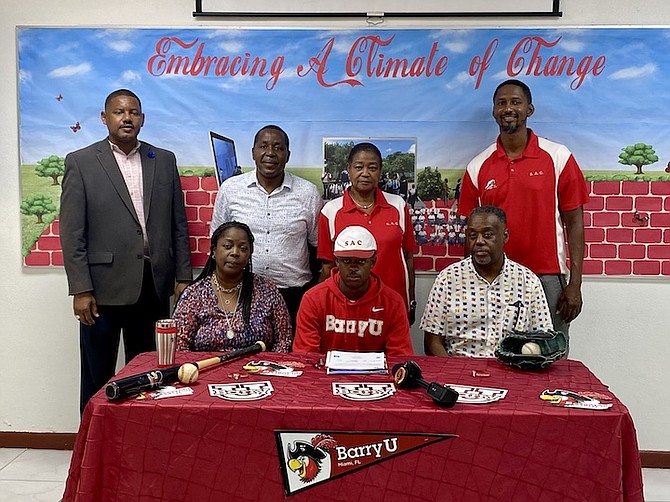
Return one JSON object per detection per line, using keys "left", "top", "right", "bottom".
{"left": 105, "top": 365, "right": 180, "bottom": 401}
{"left": 104, "top": 341, "right": 266, "bottom": 401}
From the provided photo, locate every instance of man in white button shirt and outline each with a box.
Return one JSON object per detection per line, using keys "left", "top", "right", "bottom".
{"left": 421, "top": 206, "right": 552, "bottom": 357}
{"left": 210, "top": 125, "right": 322, "bottom": 331}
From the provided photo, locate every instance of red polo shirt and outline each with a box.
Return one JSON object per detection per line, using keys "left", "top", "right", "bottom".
{"left": 318, "top": 188, "right": 414, "bottom": 306}
{"left": 458, "top": 130, "right": 589, "bottom": 275}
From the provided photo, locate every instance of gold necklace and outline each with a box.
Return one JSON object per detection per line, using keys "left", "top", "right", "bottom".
{"left": 212, "top": 274, "right": 242, "bottom": 300}
{"left": 351, "top": 194, "right": 375, "bottom": 209}
{"left": 211, "top": 275, "right": 242, "bottom": 340}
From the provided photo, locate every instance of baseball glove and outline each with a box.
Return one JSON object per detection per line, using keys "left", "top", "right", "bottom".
{"left": 494, "top": 330, "right": 568, "bottom": 370}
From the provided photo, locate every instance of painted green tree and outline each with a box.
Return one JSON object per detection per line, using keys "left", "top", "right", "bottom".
{"left": 618, "top": 143, "right": 658, "bottom": 175}
{"left": 416, "top": 166, "right": 443, "bottom": 200}
{"left": 20, "top": 194, "right": 57, "bottom": 224}
{"left": 35, "top": 155, "right": 65, "bottom": 185}
{"left": 384, "top": 151, "right": 415, "bottom": 179}
{"left": 324, "top": 141, "right": 355, "bottom": 180}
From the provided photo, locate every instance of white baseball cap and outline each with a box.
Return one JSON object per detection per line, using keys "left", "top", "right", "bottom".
{"left": 334, "top": 226, "right": 377, "bottom": 259}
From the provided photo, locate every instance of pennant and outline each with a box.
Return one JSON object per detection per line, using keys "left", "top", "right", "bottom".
{"left": 275, "top": 430, "right": 456, "bottom": 496}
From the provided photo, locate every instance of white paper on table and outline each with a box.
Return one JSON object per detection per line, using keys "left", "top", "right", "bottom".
{"left": 325, "top": 350, "right": 387, "bottom": 371}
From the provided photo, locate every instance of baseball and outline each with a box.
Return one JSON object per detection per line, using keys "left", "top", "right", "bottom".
{"left": 521, "top": 342, "right": 542, "bottom": 355}
{"left": 178, "top": 363, "right": 199, "bottom": 384}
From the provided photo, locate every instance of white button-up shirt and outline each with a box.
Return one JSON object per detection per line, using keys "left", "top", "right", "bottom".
{"left": 211, "top": 170, "right": 322, "bottom": 288}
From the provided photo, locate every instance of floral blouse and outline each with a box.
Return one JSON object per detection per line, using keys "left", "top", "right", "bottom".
{"left": 174, "top": 274, "right": 292, "bottom": 352}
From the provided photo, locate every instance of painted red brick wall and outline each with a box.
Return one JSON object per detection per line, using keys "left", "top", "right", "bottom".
{"left": 413, "top": 180, "right": 670, "bottom": 276}
{"left": 25, "top": 178, "right": 670, "bottom": 276}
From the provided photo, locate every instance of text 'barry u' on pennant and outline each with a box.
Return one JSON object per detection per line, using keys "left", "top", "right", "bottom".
{"left": 275, "top": 430, "right": 456, "bottom": 496}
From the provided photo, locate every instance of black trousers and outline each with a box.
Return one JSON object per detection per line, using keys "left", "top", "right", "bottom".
{"left": 79, "top": 261, "right": 169, "bottom": 414}
{"left": 278, "top": 284, "right": 311, "bottom": 338}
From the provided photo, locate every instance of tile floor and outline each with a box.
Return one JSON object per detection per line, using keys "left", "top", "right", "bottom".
{"left": 0, "top": 447, "right": 668, "bottom": 501}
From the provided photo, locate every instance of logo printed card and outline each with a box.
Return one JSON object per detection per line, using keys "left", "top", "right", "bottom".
{"left": 446, "top": 384, "right": 508, "bottom": 404}
{"left": 540, "top": 389, "right": 613, "bottom": 410}
{"left": 332, "top": 382, "right": 396, "bottom": 401}
{"left": 208, "top": 381, "right": 274, "bottom": 401}
{"left": 242, "top": 360, "right": 303, "bottom": 378}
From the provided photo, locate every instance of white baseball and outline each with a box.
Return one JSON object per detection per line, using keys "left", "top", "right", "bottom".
{"left": 521, "top": 342, "right": 542, "bottom": 355}
{"left": 178, "top": 363, "right": 199, "bottom": 384}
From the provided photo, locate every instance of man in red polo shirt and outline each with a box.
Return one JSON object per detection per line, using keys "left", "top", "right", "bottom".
{"left": 458, "top": 79, "right": 589, "bottom": 336}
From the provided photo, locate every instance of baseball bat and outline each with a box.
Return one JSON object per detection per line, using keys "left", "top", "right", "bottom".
{"left": 182, "top": 340, "right": 266, "bottom": 373}
{"left": 105, "top": 365, "right": 181, "bottom": 401}
{"left": 105, "top": 341, "right": 267, "bottom": 400}
{"left": 177, "top": 341, "right": 266, "bottom": 383}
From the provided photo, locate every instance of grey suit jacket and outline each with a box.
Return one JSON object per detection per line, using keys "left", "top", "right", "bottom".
{"left": 60, "top": 139, "right": 192, "bottom": 305}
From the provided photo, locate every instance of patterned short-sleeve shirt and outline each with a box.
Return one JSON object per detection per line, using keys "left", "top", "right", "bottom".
{"left": 420, "top": 256, "right": 553, "bottom": 357}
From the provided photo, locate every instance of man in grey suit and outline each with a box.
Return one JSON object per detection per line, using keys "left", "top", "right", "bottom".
{"left": 60, "top": 89, "right": 192, "bottom": 413}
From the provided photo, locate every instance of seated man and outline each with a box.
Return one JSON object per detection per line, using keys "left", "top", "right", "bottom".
{"left": 421, "top": 205, "right": 552, "bottom": 357}
{"left": 293, "top": 226, "right": 413, "bottom": 356}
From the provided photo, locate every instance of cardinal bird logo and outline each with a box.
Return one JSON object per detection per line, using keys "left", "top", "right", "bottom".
{"left": 56, "top": 94, "right": 63, "bottom": 101}
{"left": 70, "top": 121, "right": 81, "bottom": 132}
{"left": 287, "top": 434, "right": 337, "bottom": 483}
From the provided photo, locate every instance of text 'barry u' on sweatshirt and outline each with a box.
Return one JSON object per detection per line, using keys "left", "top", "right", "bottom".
{"left": 293, "top": 270, "right": 414, "bottom": 356}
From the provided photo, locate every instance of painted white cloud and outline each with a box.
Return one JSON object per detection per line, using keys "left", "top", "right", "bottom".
{"left": 107, "top": 40, "right": 134, "bottom": 53}
{"left": 609, "top": 63, "right": 656, "bottom": 80}
{"left": 19, "top": 69, "right": 31, "bottom": 83}
{"left": 445, "top": 71, "right": 471, "bottom": 90}
{"left": 277, "top": 66, "right": 299, "bottom": 81}
{"left": 493, "top": 69, "right": 510, "bottom": 81}
{"left": 48, "top": 63, "right": 92, "bottom": 78}
{"left": 218, "top": 40, "right": 244, "bottom": 52}
{"left": 443, "top": 41, "right": 469, "bottom": 54}
{"left": 121, "top": 70, "right": 142, "bottom": 83}
{"left": 559, "top": 39, "right": 585, "bottom": 53}
{"left": 408, "top": 143, "right": 416, "bottom": 154}
{"left": 218, "top": 74, "right": 254, "bottom": 90}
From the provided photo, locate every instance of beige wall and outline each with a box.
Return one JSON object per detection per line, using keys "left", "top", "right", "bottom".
{"left": 1, "top": 0, "right": 668, "bottom": 451}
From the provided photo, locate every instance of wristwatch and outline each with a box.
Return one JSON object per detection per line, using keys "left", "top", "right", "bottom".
{"left": 409, "top": 300, "right": 417, "bottom": 310}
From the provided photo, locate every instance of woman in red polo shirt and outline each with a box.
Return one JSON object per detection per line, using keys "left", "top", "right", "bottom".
{"left": 318, "top": 142, "right": 417, "bottom": 324}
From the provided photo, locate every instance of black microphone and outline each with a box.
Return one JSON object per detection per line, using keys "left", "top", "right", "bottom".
{"left": 393, "top": 360, "right": 458, "bottom": 408}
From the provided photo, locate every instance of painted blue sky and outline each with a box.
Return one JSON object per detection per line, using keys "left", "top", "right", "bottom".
{"left": 17, "top": 27, "right": 670, "bottom": 171}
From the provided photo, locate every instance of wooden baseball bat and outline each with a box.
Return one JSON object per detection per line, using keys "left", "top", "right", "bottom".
{"left": 177, "top": 340, "right": 266, "bottom": 383}
{"left": 105, "top": 341, "right": 267, "bottom": 400}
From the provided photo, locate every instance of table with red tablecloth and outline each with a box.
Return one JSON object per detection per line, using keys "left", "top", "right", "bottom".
{"left": 62, "top": 353, "right": 643, "bottom": 502}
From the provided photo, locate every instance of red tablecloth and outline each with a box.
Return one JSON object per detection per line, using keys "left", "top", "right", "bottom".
{"left": 63, "top": 353, "right": 643, "bottom": 501}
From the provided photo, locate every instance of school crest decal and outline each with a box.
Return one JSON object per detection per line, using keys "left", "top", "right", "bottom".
{"left": 275, "top": 431, "right": 455, "bottom": 496}
{"left": 332, "top": 382, "right": 396, "bottom": 401}
{"left": 208, "top": 381, "right": 274, "bottom": 401}
{"left": 446, "top": 384, "right": 508, "bottom": 404}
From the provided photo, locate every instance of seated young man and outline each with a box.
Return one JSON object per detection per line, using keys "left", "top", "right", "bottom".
{"left": 420, "top": 205, "right": 553, "bottom": 357}
{"left": 293, "top": 226, "right": 413, "bottom": 356}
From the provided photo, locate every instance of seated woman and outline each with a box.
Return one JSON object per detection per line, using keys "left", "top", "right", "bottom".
{"left": 174, "top": 221, "right": 292, "bottom": 352}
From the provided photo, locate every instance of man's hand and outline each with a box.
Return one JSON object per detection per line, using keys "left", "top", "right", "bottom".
{"left": 556, "top": 281, "right": 582, "bottom": 323}
{"left": 173, "top": 282, "right": 190, "bottom": 307}
{"left": 424, "top": 332, "right": 448, "bottom": 357}
{"left": 74, "top": 292, "right": 98, "bottom": 325}
{"left": 408, "top": 307, "right": 416, "bottom": 326}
